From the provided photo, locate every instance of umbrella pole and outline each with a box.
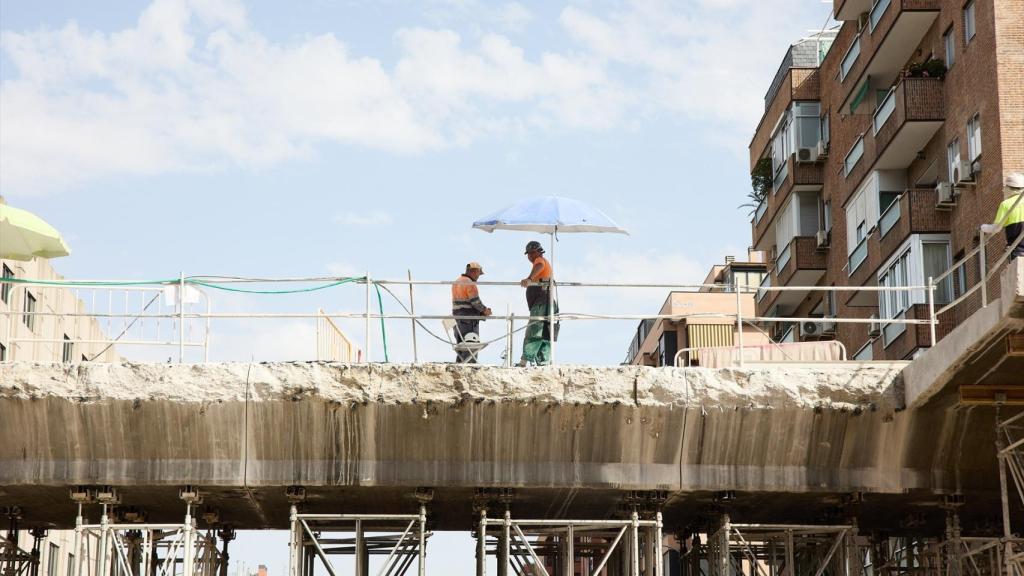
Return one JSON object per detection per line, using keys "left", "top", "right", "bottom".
{"left": 550, "top": 231, "right": 556, "bottom": 365}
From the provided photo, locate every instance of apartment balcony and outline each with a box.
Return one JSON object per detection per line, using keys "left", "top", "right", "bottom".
{"left": 838, "top": 0, "right": 940, "bottom": 114}
{"left": 872, "top": 78, "right": 944, "bottom": 169}
{"left": 847, "top": 188, "right": 951, "bottom": 306}
{"left": 751, "top": 67, "right": 822, "bottom": 171}
{"left": 835, "top": 0, "right": 871, "bottom": 21}
{"left": 756, "top": 236, "right": 827, "bottom": 315}
{"left": 752, "top": 157, "right": 824, "bottom": 252}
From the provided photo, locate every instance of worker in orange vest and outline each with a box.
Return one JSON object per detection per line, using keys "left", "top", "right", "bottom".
{"left": 518, "top": 241, "right": 557, "bottom": 366}
{"left": 451, "top": 262, "right": 491, "bottom": 362}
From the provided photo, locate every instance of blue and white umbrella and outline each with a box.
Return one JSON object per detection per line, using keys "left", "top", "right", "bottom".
{"left": 472, "top": 196, "right": 629, "bottom": 235}
{"left": 472, "top": 196, "right": 628, "bottom": 363}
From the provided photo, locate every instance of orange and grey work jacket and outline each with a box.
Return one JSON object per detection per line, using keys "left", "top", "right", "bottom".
{"left": 452, "top": 275, "right": 487, "bottom": 317}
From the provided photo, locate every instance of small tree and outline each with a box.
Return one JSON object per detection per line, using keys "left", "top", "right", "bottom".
{"left": 740, "top": 157, "right": 773, "bottom": 216}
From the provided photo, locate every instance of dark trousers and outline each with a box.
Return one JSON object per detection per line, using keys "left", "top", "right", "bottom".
{"left": 1007, "top": 223, "right": 1024, "bottom": 259}
{"left": 454, "top": 319, "right": 480, "bottom": 363}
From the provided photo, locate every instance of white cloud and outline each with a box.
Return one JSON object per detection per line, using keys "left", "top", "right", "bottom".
{"left": 559, "top": 0, "right": 832, "bottom": 130}
{"left": 332, "top": 211, "right": 395, "bottom": 226}
{"left": 0, "top": 0, "right": 829, "bottom": 195}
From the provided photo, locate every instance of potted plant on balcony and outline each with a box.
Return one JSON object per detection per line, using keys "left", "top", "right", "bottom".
{"left": 741, "top": 157, "right": 773, "bottom": 216}
{"left": 905, "top": 58, "right": 946, "bottom": 79}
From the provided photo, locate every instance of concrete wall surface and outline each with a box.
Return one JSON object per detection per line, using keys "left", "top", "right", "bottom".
{"left": 0, "top": 362, "right": 1012, "bottom": 530}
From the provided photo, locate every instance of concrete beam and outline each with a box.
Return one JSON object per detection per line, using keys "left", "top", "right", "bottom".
{"left": 0, "top": 362, "right": 1012, "bottom": 529}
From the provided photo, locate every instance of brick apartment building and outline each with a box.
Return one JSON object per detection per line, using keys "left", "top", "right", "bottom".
{"left": 748, "top": 0, "right": 1023, "bottom": 360}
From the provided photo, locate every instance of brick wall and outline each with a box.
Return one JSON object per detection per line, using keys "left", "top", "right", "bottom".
{"left": 748, "top": 0, "right": 1022, "bottom": 360}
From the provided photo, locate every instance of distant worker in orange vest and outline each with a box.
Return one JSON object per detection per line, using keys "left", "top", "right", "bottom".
{"left": 451, "top": 262, "right": 491, "bottom": 363}
{"left": 518, "top": 240, "right": 557, "bottom": 366}
{"left": 981, "top": 172, "right": 1024, "bottom": 260}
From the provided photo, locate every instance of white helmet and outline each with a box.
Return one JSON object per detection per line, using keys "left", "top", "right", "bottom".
{"left": 463, "top": 332, "right": 480, "bottom": 343}
{"left": 1005, "top": 172, "right": 1024, "bottom": 189}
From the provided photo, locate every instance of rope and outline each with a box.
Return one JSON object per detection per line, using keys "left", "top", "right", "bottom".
{"left": 187, "top": 277, "right": 363, "bottom": 294}
{"left": 372, "top": 283, "right": 389, "bottom": 362}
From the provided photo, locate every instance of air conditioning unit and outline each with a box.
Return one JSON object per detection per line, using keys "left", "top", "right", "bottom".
{"left": 796, "top": 147, "right": 819, "bottom": 163}
{"left": 816, "top": 140, "right": 829, "bottom": 158}
{"left": 936, "top": 182, "right": 957, "bottom": 209}
{"left": 802, "top": 320, "right": 836, "bottom": 339}
{"left": 953, "top": 160, "right": 976, "bottom": 187}
{"left": 868, "top": 315, "right": 881, "bottom": 338}
{"left": 816, "top": 229, "right": 830, "bottom": 249}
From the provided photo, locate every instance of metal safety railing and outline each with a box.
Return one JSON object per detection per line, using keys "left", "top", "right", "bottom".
{"left": 0, "top": 272, "right": 949, "bottom": 367}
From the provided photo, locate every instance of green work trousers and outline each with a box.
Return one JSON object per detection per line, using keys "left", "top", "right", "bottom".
{"left": 521, "top": 301, "right": 558, "bottom": 366}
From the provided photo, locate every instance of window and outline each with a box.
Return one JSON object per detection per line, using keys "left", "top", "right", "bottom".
{"left": 821, "top": 114, "right": 830, "bottom": 148}
{"left": 47, "top": 544, "right": 59, "bottom": 576}
{"left": 964, "top": 1, "right": 976, "bottom": 44}
{"left": 967, "top": 114, "right": 982, "bottom": 161}
{"left": 770, "top": 113, "right": 792, "bottom": 190}
{"left": 840, "top": 37, "right": 861, "bottom": 80}
{"left": 853, "top": 341, "right": 874, "bottom": 361}
{"left": 23, "top": 292, "right": 36, "bottom": 331}
{"left": 793, "top": 102, "right": 821, "bottom": 150}
{"left": 67, "top": 555, "right": 74, "bottom": 576}
{"left": 62, "top": 335, "right": 73, "bottom": 363}
{"left": 880, "top": 250, "right": 911, "bottom": 321}
{"left": 947, "top": 138, "right": 961, "bottom": 182}
{"left": 0, "top": 342, "right": 6, "bottom": 362}
{"left": 823, "top": 200, "right": 833, "bottom": 233}
{"left": 877, "top": 235, "right": 952, "bottom": 345}
{"left": 1, "top": 264, "right": 12, "bottom": 304}
{"left": 845, "top": 173, "right": 882, "bottom": 255}
{"left": 844, "top": 136, "right": 864, "bottom": 176}
{"left": 923, "top": 241, "right": 952, "bottom": 304}
{"left": 944, "top": 26, "right": 956, "bottom": 69}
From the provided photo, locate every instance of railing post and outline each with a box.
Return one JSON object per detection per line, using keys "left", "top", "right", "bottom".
{"left": 418, "top": 504, "right": 427, "bottom": 576}
{"left": 179, "top": 271, "right": 185, "bottom": 363}
{"left": 506, "top": 305, "right": 513, "bottom": 368}
{"left": 408, "top": 270, "right": 419, "bottom": 363}
{"left": 477, "top": 509, "right": 487, "bottom": 576}
{"left": 979, "top": 231, "right": 988, "bottom": 308}
{"left": 364, "top": 272, "right": 371, "bottom": 363}
{"left": 735, "top": 281, "right": 744, "bottom": 368}
{"left": 927, "top": 276, "right": 937, "bottom": 347}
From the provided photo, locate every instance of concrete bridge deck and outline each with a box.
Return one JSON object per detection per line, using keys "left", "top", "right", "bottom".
{"left": 0, "top": 362, "right": 1012, "bottom": 532}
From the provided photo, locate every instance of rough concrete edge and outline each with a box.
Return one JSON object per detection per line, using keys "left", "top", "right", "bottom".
{"left": 0, "top": 361, "right": 902, "bottom": 411}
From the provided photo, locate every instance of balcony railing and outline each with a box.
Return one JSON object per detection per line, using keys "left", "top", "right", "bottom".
{"left": 777, "top": 242, "right": 793, "bottom": 271}
{"left": 756, "top": 273, "right": 772, "bottom": 303}
{"left": 872, "top": 87, "right": 897, "bottom": 134}
{"left": 849, "top": 236, "right": 869, "bottom": 275}
{"left": 754, "top": 197, "right": 768, "bottom": 225}
{"left": 879, "top": 194, "right": 902, "bottom": 237}
{"left": 869, "top": 0, "right": 893, "bottom": 31}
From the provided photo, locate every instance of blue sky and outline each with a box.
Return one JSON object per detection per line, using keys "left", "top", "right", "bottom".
{"left": 1, "top": 0, "right": 832, "bottom": 571}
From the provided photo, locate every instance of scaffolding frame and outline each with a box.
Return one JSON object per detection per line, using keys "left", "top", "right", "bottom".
{"left": 288, "top": 506, "right": 428, "bottom": 576}
{"left": 68, "top": 503, "right": 225, "bottom": 576}
{"left": 474, "top": 508, "right": 664, "bottom": 576}
{"left": 1, "top": 510, "right": 44, "bottom": 576}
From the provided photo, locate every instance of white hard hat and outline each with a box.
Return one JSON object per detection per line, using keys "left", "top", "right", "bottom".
{"left": 1005, "top": 172, "right": 1024, "bottom": 189}
{"left": 464, "top": 332, "right": 480, "bottom": 343}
